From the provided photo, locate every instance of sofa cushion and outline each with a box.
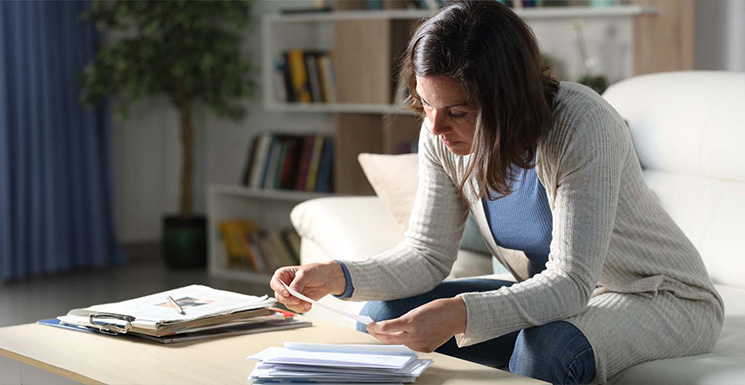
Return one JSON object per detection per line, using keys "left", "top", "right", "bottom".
{"left": 291, "top": 196, "right": 403, "bottom": 260}
{"left": 357, "top": 152, "right": 493, "bottom": 256}
{"left": 609, "top": 284, "right": 745, "bottom": 385}
{"left": 603, "top": 71, "right": 745, "bottom": 183}
{"left": 357, "top": 153, "right": 418, "bottom": 234}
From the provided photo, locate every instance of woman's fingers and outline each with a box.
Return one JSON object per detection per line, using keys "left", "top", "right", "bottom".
{"left": 367, "top": 318, "right": 408, "bottom": 334}
{"left": 270, "top": 267, "right": 300, "bottom": 305}
{"left": 369, "top": 329, "right": 408, "bottom": 345}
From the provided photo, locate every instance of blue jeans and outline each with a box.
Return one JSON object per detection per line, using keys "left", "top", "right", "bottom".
{"left": 357, "top": 278, "right": 596, "bottom": 385}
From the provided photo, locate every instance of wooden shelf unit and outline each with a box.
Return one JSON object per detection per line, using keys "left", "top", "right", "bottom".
{"left": 261, "top": 5, "right": 663, "bottom": 195}
{"left": 207, "top": 184, "right": 334, "bottom": 282}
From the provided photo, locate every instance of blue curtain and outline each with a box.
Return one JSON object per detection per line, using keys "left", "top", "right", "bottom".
{"left": 0, "top": 1, "right": 125, "bottom": 281}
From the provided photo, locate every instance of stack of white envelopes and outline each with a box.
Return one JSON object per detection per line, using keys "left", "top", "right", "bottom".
{"left": 248, "top": 342, "right": 433, "bottom": 384}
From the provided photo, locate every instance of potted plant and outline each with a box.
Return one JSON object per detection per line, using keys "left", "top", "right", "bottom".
{"left": 80, "top": 1, "right": 256, "bottom": 268}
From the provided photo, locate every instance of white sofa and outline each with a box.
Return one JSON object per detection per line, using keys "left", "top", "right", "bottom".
{"left": 290, "top": 71, "right": 745, "bottom": 384}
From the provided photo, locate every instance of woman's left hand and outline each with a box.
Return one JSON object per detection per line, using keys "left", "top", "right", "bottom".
{"left": 366, "top": 297, "right": 467, "bottom": 353}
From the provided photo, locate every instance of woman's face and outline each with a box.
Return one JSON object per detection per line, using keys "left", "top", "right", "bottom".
{"left": 416, "top": 75, "right": 477, "bottom": 156}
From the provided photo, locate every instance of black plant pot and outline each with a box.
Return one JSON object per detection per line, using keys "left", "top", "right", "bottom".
{"left": 163, "top": 215, "right": 207, "bottom": 269}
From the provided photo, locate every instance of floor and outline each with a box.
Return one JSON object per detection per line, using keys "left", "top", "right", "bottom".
{"left": 0, "top": 244, "right": 271, "bottom": 328}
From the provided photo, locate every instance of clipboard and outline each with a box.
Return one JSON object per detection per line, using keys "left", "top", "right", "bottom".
{"left": 55, "top": 285, "right": 277, "bottom": 337}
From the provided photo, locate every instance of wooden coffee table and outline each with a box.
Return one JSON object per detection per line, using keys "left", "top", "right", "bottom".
{"left": 0, "top": 318, "right": 545, "bottom": 384}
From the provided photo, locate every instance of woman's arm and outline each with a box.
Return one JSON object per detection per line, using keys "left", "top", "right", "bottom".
{"left": 339, "top": 124, "right": 470, "bottom": 301}
{"left": 455, "top": 106, "right": 629, "bottom": 347}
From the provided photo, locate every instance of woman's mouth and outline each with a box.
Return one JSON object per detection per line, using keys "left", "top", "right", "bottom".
{"left": 441, "top": 137, "right": 460, "bottom": 146}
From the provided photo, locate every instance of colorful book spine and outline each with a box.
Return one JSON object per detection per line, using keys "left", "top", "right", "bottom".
{"left": 250, "top": 134, "right": 272, "bottom": 189}
{"left": 287, "top": 50, "right": 312, "bottom": 103}
{"left": 255, "top": 231, "right": 284, "bottom": 273}
{"left": 241, "top": 136, "right": 259, "bottom": 186}
{"left": 305, "top": 135, "right": 325, "bottom": 192}
{"left": 262, "top": 138, "right": 282, "bottom": 189}
{"left": 278, "top": 137, "right": 301, "bottom": 190}
{"left": 314, "top": 137, "right": 334, "bottom": 193}
{"left": 317, "top": 53, "right": 337, "bottom": 103}
{"left": 273, "top": 57, "right": 288, "bottom": 103}
{"left": 282, "top": 52, "right": 296, "bottom": 102}
{"left": 294, "top": 135, "right": 315, "bottom": 191}
{"left": 218, "top": 220, "right": 258, "bottom": 271}
{"left": 304, "top": 51, "right": 323, "bottom": 103}
{"left": 273, "top": 142, "right": 288, "bottom": 189}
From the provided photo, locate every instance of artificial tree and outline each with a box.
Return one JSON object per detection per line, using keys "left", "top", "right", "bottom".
{"left": 81, "top": 0, "right": 256, "bottom": 267}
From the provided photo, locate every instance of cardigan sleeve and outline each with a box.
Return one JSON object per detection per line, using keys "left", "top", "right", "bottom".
{"left": 339, "top": 125, "right": 470, "bottom": 301}
{"left": 455, "top": 106, "right": 629, "bottom": 346}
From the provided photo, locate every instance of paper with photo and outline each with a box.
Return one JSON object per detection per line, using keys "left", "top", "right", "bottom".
{"left": 60, "top": 285, "right": 274, "bottom": 330}
{"left": 280, "top": 280, "right": 373, "bottom": 326}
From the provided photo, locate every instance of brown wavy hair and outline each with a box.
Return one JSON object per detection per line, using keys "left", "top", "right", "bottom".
{"left": 402, "top": 0, "right": 559, "bottom": 201}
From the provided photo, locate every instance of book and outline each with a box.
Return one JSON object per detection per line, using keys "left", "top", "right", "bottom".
{"left": 249, "top": 134, "right": 272, "bottom": 189}
{"left": 282, "top": 52, "right": 297, "bottom": 102}
{"left": 294, "top": 135, "right": 316, "bottom": 191}
{"left": 241, "top": 136, "right": 259, "bottom": 186}
{"left": 279, "top": 136, "right": 302, "bottom": 190}
{"left": 266, "top": 230, "right": 297, "bottom": 268}
{"left": 247, "top": 232, "right": 267, "bottom": 273}
{"left": 317, "top": 53, "right": 337, "bottom": 103}
{"left": 273, "top": 141, "right": 288, "bottom": 189}
{"left": 304, "top": 51, "right": 324, "bottom": 103}
{"left": 314, "top": 137, "right": 334, "bottom": 193}
{"left": 219, "top": 220, "right": 259, "bottom": 271}
{"left": 281, "top": 229, "right": 302, "bottom": 265}
{"left": 262, "top": 137, "right": 282, "bottom": 189}
{"left": 287, "top": 49, "right": 312, "bottom": 103}
{"left": 305, "top": 135, "right": 325, "bottom": 192}
{"left": 273, "top": 56, "right": 288, "bottom": 103}
{"left": 255, "top": 231, "right": 284, "bottom": 273}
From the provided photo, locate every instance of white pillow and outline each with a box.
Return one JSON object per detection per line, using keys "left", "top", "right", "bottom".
{"left": 357, "top": 153, "right": 418, "bottom": 234}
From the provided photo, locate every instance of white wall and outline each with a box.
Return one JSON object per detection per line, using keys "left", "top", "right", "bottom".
{"left": 695, "top": 0, "right": 745, "bottom": 72}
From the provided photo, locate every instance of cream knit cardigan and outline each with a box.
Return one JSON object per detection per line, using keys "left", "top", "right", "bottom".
{"left": 341, "top": 82, "right": 723, "bottom": 383}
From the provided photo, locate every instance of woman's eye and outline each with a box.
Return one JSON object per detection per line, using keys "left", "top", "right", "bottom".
{"left": 450, "top": 112, "right": 467, "bottom": 119}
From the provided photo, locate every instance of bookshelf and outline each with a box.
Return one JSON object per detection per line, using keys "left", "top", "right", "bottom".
{"left": 208, "top": 184, "right": 334, "bottom": 282}
{"left": 261, "top": 4, "right": 659, "bottom": 195}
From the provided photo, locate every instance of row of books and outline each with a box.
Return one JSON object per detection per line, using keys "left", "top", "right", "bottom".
{"left": 274, "top": 49, "right": 337, "bottom": 103}
{"left": 241, "top": 133, "right": 334, "bottom": 193}
{"left": 219, "top": 220, "right": 301, "bottom": 274}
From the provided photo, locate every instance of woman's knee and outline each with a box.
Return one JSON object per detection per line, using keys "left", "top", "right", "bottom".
{"left": 509, "top": 321, "right": 595, "bottom": 385}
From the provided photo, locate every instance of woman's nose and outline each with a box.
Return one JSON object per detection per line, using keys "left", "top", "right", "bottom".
{"left": 428, "top": 110, "right": 450, "bottom": 134}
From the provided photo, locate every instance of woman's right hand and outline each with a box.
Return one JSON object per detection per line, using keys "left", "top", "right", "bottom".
{"left": 269, "top": 261, "right": 347, "bottom": 313}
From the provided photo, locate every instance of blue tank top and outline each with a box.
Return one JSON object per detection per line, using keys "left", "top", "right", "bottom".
{"left": 482, "top": 165, "right": 553, "bottom": 277}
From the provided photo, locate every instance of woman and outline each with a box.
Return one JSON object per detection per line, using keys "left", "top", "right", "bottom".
{"left": 270, "top": 1, "right": 723, "bottom": 384}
